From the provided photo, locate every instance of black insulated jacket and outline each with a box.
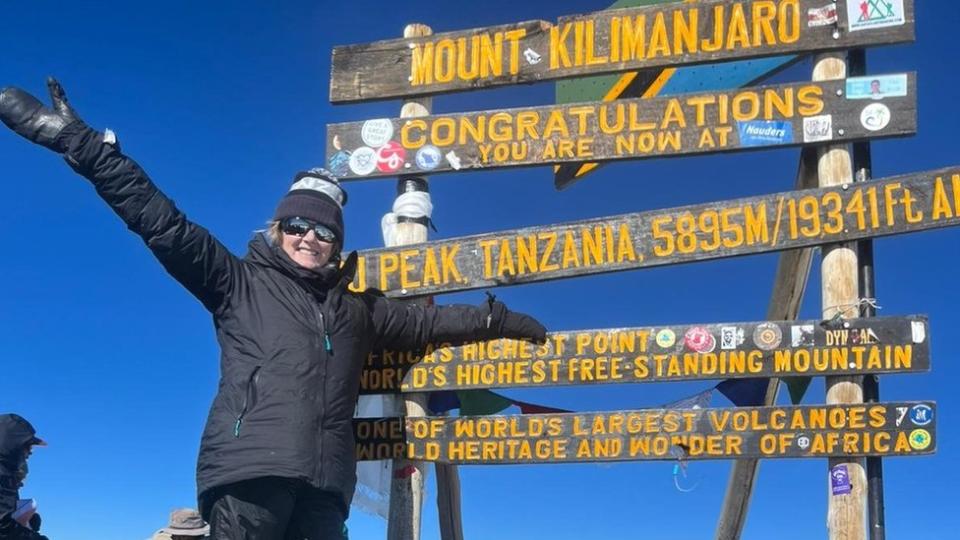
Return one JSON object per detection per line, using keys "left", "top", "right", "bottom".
{"left": 61, "top": 126, "right": 519, "bottom": 515}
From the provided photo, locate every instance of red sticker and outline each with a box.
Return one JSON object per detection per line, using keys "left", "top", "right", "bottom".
{"left": 376, "top": 141, "right": 407, "bottom": 173}
{"left": 684, "top": 327, "right": 716, "bottom": 353}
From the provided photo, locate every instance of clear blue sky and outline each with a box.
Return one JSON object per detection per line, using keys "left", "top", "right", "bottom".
{"left": 1, "top": 1, "right": 957, "bottom": 539}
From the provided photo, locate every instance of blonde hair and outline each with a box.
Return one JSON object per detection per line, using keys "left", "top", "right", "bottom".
{"left": 264, "top": 220, "right": 282, "bottom": 245}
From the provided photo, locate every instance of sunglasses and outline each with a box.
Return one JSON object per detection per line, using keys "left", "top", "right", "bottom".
{"left": 280, "top": 217, "right": 337, "bottom": 243}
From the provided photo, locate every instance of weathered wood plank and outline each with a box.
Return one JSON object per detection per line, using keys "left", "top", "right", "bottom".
{"left": 359, "top": 316, "right": 929, "bottom": 394}
{"left": 354, "top": 401, "right": 936, "bottom": 463}
{"left": 327, "top": 74, "right": 916, "bottom": 180}
{"left": 347, "top": 166, "right": 960, "bottom": 298}
{"left": 330, "top": 0, "right": 915, "bottom": 103}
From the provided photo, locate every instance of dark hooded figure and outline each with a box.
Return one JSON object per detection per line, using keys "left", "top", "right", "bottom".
{"left": 0, "top": 80, "right": 548, "bottom": 539}
{"left": 0, "top": 414, "right": 48, "bottom": 540}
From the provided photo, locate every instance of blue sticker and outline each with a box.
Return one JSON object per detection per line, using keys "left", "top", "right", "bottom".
{"left": 910, "top": 404, "right": 933, "bottom": 426}
{"left": 328, "top": 150, "right": 351, "bottom": 177}
{"left": 415, "top": 145, "right": 443, "bottom": 171}
{"left": 830, "top": 464, "right": 852, "bottom": 495}
{"left": 845, "top": 75, "right": 909, "bottom": 100}
{"left": 738, "top": 121, "right": 794, "bottom": 147}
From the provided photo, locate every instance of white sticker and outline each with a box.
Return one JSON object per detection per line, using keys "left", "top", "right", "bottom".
{"left": 911, "top": 321, "right": 926, "bottom": 344}
{"left": 808, "top": 3, "right": 838, "bottom": 27}
{"left": 348, "top": 146, "right": 378, "bottom": 176}
{"left": 847, "top": 0, "right": 906, "bottom": 32}
{"left": 360, "top": 119, "right": 394, "bottom": 147}
{"left": 860, "top": 103, "right": 891, "bottom": 131}
{"left": 445, "top": 151, "right": 462, "bottom": 170}
{"left": 791, "top": 325, "right": 815, "bottom": 347}
{"left": 803, "top": 115, "right": 833, "bottom": 142}
{"left": 523, "top": 48, "right": 542, "bottom": 65}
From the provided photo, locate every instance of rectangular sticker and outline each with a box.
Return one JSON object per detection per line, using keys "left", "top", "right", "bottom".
{"left": 847, "top": 0, "right": 906, "bottom": 32}
{"left": 846, "top": 74, "right": 909, "bottom": 100}
{"left": 808, "top": 3, "right": 839, "bottom": 26}
{"left": 831, "top": 464, "right": 853, "bottom": 495}
{"left": 738, "top": 121, "right": 795, "bottom": 147}
{"left": 803, "top": 115, "right": 834, "bottom": 142}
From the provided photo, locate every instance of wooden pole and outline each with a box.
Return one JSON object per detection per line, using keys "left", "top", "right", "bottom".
{"left": 848, "top": 47, "right": 885, "bottom": 540}
{"left": 385, "top": 23, "right": 436, "bottom": 540}
{"left": 814, "top": 51, "right": 866, "bottom": 540}
{"left": 714, "top": 147, "right": 818, "bottom": 540}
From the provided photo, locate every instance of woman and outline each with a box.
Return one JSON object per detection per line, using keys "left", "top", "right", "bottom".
{"left": 0, "top": 79, "right": 546, "bottom": 539}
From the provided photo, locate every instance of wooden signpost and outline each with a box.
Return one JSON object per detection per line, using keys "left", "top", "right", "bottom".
{"left": 330, "top": 0, "right": 915, "bottom": 103}
{"left": 360, "top": 316, "right": 930, "bottom": 394}
{"left": 347, "top": 166, "right": 960, "bottom": 298}
{"left": 328, "top": 0, "right": 936, "bottom": 538}
{"left": 327, "top": 74, "right": 915, "bottom": 180}
{"left": 355, "top": 402, "right": 936, "bottom": 463}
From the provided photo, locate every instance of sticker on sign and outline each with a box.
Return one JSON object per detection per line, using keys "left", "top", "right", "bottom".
{"left": 808, "top": 3, "right": 839, "bottom": 27}
{"left": 803, "top": 115, "right": 833, "bottom": 142}
{"left": 847, "top": 0, "right": 906, "bottom": 32}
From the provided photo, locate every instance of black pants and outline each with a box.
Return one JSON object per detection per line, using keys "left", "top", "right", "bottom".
{"left": 202, "top": 477, "right": 347, "bottom": 540}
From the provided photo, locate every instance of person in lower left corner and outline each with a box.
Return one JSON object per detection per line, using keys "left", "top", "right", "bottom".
{"left": 0, "top": 414, "right": 49, "bottom": 540}
{"left": 149, "top": 508, "right": 210, "bottom": 539}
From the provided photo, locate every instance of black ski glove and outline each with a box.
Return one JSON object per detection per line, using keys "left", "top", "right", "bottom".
{"left": 0, "top": 77, "right": 84, "bottom": 153}
{"left": 484, "top": 293, "right": 547, "bottom": 344}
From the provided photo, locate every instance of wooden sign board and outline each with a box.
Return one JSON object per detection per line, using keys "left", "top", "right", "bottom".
{"left": 359, "top": 316, "right": 929, "bottom": 394}
{"left": 355, "top": 401, "right": 936, "bottom": 463}
{"left": 326, "top": 75, "right": 916, "bottom": 180}
{"left": 347, "top": 167, "right": 960, "bottom": 298}
{"left": 330, "top": 0, "right": 916, "bottom": 103}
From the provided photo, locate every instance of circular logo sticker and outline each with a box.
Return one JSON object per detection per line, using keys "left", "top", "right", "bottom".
{"left": 753, "top": 323, "right": 783, "bottom": 351}
{"left": 376, "top": 141, "right": 407, "bottom": 173}
{"left": 684, "top": 327, "right": 716, "bottom": 353}
{"left": 655, "top": 329, "right": 676, "bottom": 349}
{"left": 908, "top": 429, "right": 931, "bottom": 451}
{"left": 327, "top": 150, "right": 351, "bottom": 177}
{"left": 910, "top": 404, "right": 933, "bottom": 426}
{"left": 796, "top": 434, "right": 810, "bottom": 450}
{"left": 860, "top": 103, "right": 891, "bottom": 132}
{"left": 415, "top": 145, "right": 443, "bottom": 170}
{"left": 348, "top": 146, "right": 377, "bottom": 176}
{"left": 361, "top": 119, "right": 394, "bottom": 147}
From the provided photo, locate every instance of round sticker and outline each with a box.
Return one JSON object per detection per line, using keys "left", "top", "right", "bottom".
{"left": 655, "top": 329, "right": 676, "bottom": 349}
{"left": 753, "top": 323, "right": 783, "bottom": 351}
{"left": 376, "top": 141, "right": 407, "bottom": 173}
{"left": 415, "top": 145, "right": 443, "bottom": 170}
{"left": 348, "top": 146, "right": 377, "bottom": 176}
{"left": 684, "top": 327, "right": 716, "bottom": 353}
{"left": 796, "top": 434, "right": 810, "bottom": 450}
{"left": 327, "top": 150, "right": 351, "bottom": 177}
{"left": 860, "top": 103, "right": 891, "bottom": 132}
{"left": 908, "top": 429, "right": 931, "bottom": 451}
{"left": 910, "top": 404, "right": 933, "bottom": 426}
{"left": 361, "top": 119, "right": 394, "bottom": 147}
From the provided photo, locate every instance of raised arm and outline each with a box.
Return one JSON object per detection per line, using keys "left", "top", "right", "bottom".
{"left": 0, "top": 78, "right": 239, "bottom": 313}
{"left": 366, "top": 292, "right": 547, "bottom": 352}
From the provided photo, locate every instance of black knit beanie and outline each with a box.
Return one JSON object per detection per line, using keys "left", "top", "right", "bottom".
{"left": 273, "top": 168, "right": 347, "bottom": 245}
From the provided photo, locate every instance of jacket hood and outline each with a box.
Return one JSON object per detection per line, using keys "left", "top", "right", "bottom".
{"left": 0, "top": 414, "right": 39, "bottom": 518}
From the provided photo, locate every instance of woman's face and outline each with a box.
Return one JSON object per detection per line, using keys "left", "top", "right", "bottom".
{"left": 281, "top": 229, "right": 335, "bottom": 271}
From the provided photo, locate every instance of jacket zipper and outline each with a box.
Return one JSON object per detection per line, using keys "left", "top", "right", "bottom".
{"left": 315, "top": 301, "right": 331, "bottom": 485}
{"left": 319, "top": 310, "right": 333, "bottom": 353}
{"left": 234, "top": 366, "right": 261, "bottom": 438}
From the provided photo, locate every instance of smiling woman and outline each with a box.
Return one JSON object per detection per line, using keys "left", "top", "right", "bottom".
{"left": 0, "top": 79, "right": 548, "bottom": 540}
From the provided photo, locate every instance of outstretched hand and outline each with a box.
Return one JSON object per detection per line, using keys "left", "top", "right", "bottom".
{"left": 0, "top": 77, "right": 82, "bottom": 153}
